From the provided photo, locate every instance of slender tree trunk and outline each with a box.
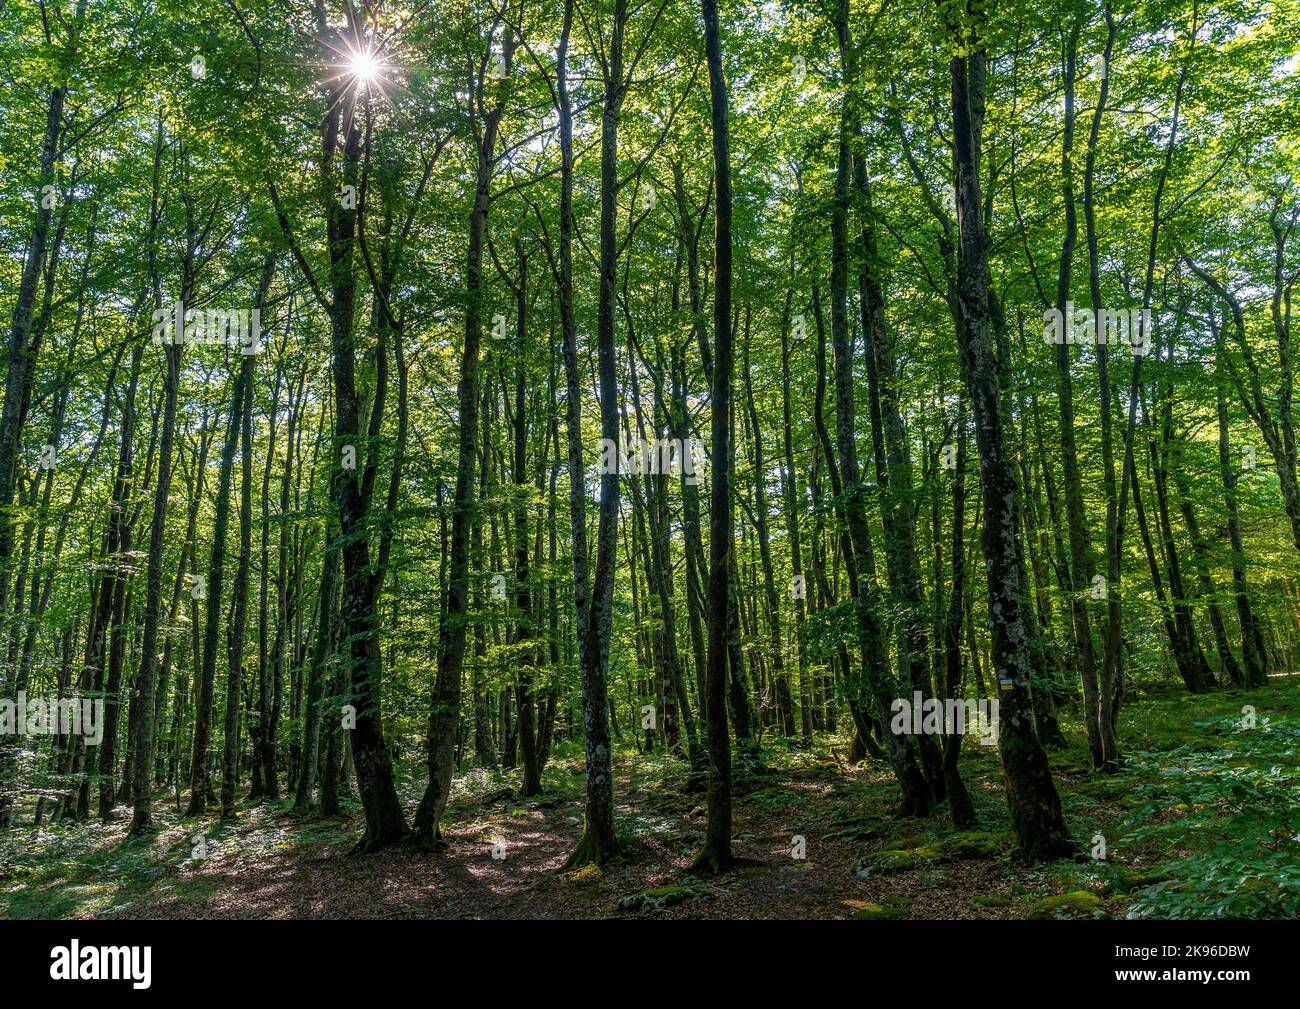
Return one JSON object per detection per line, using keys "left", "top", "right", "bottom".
{"left": 221, "top": 350, "right": 256, "bottom": 818}
{"left": 509, "top": 254, "right": 542, "bottom": 797}
{"left": 295, "top": 517, "right": 338, "bottom": 811}
{"left": 186, "top": 366, "right": 248, "bottom": 815}
{"left": 948, "top": 1, "right": 1073, "bottom": 859}
{"left": 692, "top": 0, "right": 737, "bottom": 873}
{"left": 563, "top": 0, "right": 627, "bottom": 867}
{"left": 741, "top": 334, "right": 795, "bottom": 737}
{"left": 829, "top": 0, "right": 931, "bottom": 816}
{"left": 942, "top": 394, "right": 976, "bottom": 825}
{"left": 1052, "top": 20, "right": 1104, "bottom": 765}
{"left": 778, "top": 290, "right": 814, "bottom": 741}
{"left": 411, "top": 25, "right": 514, "bottom": 849}
{"left": 0, "top": 9, "right": 87, "bottom": 825}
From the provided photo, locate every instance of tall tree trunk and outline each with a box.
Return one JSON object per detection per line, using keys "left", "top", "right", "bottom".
{"left": 221, "top": 349, "right": 256, "bottom": 819}
{"left": 1185, "top": 264, "right": 1272, "bottom": 688}
{"left": 509, "top": 252, "right": 542, "bottom": 797}
{"left": 942, "top": 394, "right": 977, "bottom": 825}
{"left": 1215, "top": 331, "right": 1269, "bottom": 686}
{"left": 186, "top": 366, "right": 248, "bottom": 815}
{"left": 778, "top": 290, "right": 814, "bottom": 741}
{"left": 0, "top": 5, "right": 87, "bottom": 827}
{"left": 829, "top": 0, "right": 931, "bottom": 817}
{"left": 1052, "top": 19, "right": 1104, "bottom": 765}
{"left": 563, "top": 0, "right": 628, "bottom": 867}
{"left": 948, "top": 0, "right": 1073, "bottom": 860}
{"left": 742, "top": 334, "right": 795, "bottom": 737}
{"left": 692, "top": 0, "right": 737, "bottom": 873}
{"left": 295, "top": 517, "right": 338, "bottom": 811}
{"left": 412, "top": 23, "right": 514, "bottom": 849}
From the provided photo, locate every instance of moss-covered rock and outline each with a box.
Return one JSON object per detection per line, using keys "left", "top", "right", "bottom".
{"left": 565, "top": 864, "right": 603, "bottom": 886}
{"left": 852, "top": 849, "right": 919, "bottom": 877}
{"left": 1027, "top": 890, "right": 1108, "bottom": 920}
{"left": 851, "top": 830, "right": 1012, "bottom": 879}
{"left": 828, "top": 817, "right": 884, "bottom": 842}
{"left": 616, "top": 885, "right": 715, "bottom": 914}
{"left": 1115, "top": 870, "right": 1174, "bottom": 894}
{"left": 970, "top": 892, "right": 1011, "bottom": 908}
{"left": 789, "top": 760, "right": 845, "bottom": 780}
{"left": 848, "top": 895, "right": 912, "bottom": 920}
{"left": 940, "top": 831, "right": 1011, "bottom": 859}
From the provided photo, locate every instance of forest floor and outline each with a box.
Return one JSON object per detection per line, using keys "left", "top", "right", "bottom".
{"left": 4, "top": 675, "right": 1299, "bottom": 920}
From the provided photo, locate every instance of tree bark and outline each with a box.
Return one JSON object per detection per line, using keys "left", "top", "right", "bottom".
{"left": 947, "top": 0, "right": 1073, "bottom": 859}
